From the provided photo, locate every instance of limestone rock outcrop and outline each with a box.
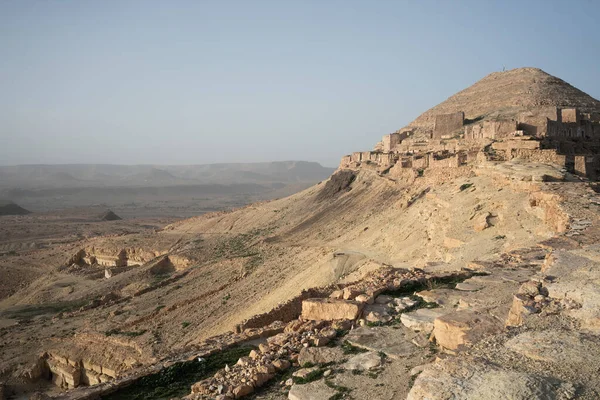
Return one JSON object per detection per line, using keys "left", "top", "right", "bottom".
{"left": 407, "top": 357, "right": 576, "bottom": 400}
{"left": 433, "top": 309, "right": 502, "bottom": 350}
{"left": 301, "top": 298, "right": 363, "bottom": 321}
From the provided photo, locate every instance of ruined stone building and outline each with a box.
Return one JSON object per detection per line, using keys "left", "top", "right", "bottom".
{"left": 339, "top": 105, "right": 600, "bottom": 180}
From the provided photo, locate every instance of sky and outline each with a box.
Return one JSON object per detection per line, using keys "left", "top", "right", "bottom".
{"left": 1, "top": 1, "right": 599, "bottom": 167}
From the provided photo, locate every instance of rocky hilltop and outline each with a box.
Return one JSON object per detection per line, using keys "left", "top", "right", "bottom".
{"left": 407, "top": 67, "right": 600, "bottom": 134}
{"left": 2, "top": 68, "right": 600, "bottom": 399}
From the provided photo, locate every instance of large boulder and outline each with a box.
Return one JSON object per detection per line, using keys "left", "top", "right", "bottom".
{"left": 433, "top": 309, "right": 503, "bottom": 350}
{"left": 505, "top": 294, "right": 538, "bottom": 327}
{"left": 301, "top": 298, "right": 363, "bottom": 321}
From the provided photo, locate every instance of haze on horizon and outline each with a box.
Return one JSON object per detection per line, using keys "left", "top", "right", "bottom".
{"left": 1, "top": 0, "right": 599, "bottom": 168}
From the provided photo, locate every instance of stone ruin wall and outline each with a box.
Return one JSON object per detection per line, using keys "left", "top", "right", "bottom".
{"left": 411, "top": 155, "right": 428, "bottom": 169}
{"left": 572, "top": 155, "right": 599, "bottom": 180}
{"left": 68, "top": 247, "right": 191, "bottom": 271}
{"left": 561, "top": 108, "right": 579, "bottom": 123}
{"left": 518, "top": 106, "right": 559, "bottom": 137}
{"left": 433, "top": 112, "right": 464, "bottom": 139}
{"left": 464, "top": 120, "right": 518, "bottom": 140}
{"left": 235, "top": 287, "right": 334, "bottom": 332}
{"left": 547, "top": 119, "right": 600, "bottom": 141}
{"left": 339, "top": 106, "right": 600, "bottom": 180}
{"left": 26, "top": 347, "right": 125, "bottom": 389}
{"left": 508, "top": 149, "right": 566, "bottom": 165}
{"left": 429, "top": 152, "right": 467, "bottom": 169}
{"left": 382, "top": 131, "right": 411, "bottom": 152}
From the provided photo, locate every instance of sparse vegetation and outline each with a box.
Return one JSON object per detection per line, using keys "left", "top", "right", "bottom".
{"left": 292, "top": 368, "right": 324, "bottom": 384}
{"left": 325, "top": 379, "right": 353, "bottom": 399}
{"left": 104, "top": 329, "right": 147, "bottom": 337}
{"left": 152, "top": 272, "right": 172, "bottom": 284}
{"left": 342, "top": 340, "right": 368, "bottom": 355}
{"left": 1, "top": 300, "right": 87, "bottom": 320}
{"left": 213, "top": 228, "right": 271, "bottom": 263}
{"left": 103, "top": 346, "right": 254, "bottom": 400}
{"left": 222, "top": 293, "right": 231, "bottom": 305}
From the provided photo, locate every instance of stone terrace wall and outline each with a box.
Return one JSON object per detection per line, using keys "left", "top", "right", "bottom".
{"left": 465, "top": 120, "right": 517, "bottom": 140}
{"left": 518, "top": 106, "right": 559, "bottom": 137}
{"left": 235, "top": 287, "right": 334, "bottom": 332}
{"left": 429, "top": 153, "right": 466, "bottom": 169}
{"left": 509, "top": 149, "right": 566, "bottom": 165}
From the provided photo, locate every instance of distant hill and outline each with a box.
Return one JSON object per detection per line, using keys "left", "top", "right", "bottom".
{"left": 0, "top": 161, "right": 335, "bottom": 189}
{"left": 99, "top": 210, "right": 122, "bottom": 221}
{"left": 0, "top": 201, "right": 31, "bottom": 216}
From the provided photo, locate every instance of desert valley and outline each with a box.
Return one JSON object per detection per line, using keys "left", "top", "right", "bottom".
{"left": 1, "top": 67, "right": 600, "bottom": 400}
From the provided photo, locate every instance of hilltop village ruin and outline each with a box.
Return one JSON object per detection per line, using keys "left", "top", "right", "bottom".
{"left": 340, "top": 106, "right": 600, "bottom": 180}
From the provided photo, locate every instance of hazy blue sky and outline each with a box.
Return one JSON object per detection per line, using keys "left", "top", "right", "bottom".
{"left": 1, "top": 0, "right": 599, "bottom": 167}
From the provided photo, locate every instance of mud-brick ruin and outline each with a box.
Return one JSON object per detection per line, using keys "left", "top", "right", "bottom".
{"left": 340, "top": 106, "right": 600, "bottom": 180}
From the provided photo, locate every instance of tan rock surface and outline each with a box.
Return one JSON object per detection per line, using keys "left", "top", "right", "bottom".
{"left": 345, "top": 326, "right": 420, "bottom": 359}
{"left": 301, "top": 298, "right": 363, "bottom": 321}
{"left": 288, "top": 380, "right": 337, "bottom": 400}
{"left": 433, "top": 309, "right": 502, "bottom": 350}
{"left": 407, "top": 357, "right": 576, "bottom": 400}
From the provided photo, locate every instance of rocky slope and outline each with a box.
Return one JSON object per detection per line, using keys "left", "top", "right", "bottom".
{"left": 2, "top": 68, "right": 600, "bottom": 399}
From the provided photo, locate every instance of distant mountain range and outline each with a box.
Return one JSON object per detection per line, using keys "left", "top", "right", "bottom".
{"left": 0, "top": 161, "right": 335, "bottom": 189}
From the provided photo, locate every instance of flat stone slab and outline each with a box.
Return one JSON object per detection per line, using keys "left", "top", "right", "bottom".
{"left": 400, "top": 308, "right": 446, "bottom": 333}
{"left": 454, "top": 282, "right": 484, "bottom": 291}
{"left": 362, "top": 303, "right": 393, "bottom": 323}
{"left": 505, "top": 330, "right": 600, "bottom": 366}
{"left": 544, "top": 249, "right": 600, "bottom": 333}
{"left": 298, "top": 347, "right": 345, "bottom": 367}
{"left": 288, "top": 380, "right": 337, "bottom": 400}
{"left": 417, "top": 289, "right": 462, "bottom": 307}
{"left": 407, "top": 356, "right": 575, "bottom": 400}
{"left": 375, "top": 295, "right": 394, "bottom": 304}
{"left": 343, "top": 351, "right": 382, "bottom": 371}
{"left": 345, "top": 326, "right": 419, "bottom": 359}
